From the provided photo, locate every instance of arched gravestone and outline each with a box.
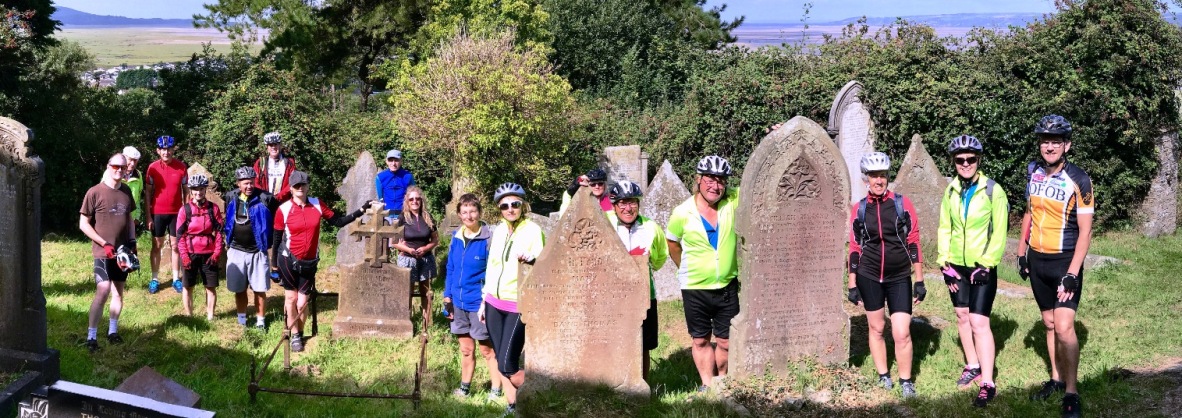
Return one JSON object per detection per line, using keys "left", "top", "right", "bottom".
{"left": 891, "top": 134, "right": 948, "bottom": 267}
{"left": 335, "top": 151, "right": 379, "bottom": 266}
{"left": 731, "top": 116, "right": 851, "bottom": 376}
{"left": 827, "top": 81, "right": 876, "bottom": 203}
{"left": 641, "top": 160, "right": 691, "bottom": 301}
{"left": 600, "top": 145, "right": 649, "bottom": 193}
{"left": 519, "top": 188, "right": 650, "bottom": 397}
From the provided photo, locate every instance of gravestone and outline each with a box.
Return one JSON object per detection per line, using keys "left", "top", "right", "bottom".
{"left": 0, "top": 116, "right": 57, "bottom": 410}
{"left": 826, "top": 81, "right": 876, "bottom": 203}
{"left": 891, "top": 134, "right": 948, "bottom": 266}
{"left": 732, "top": 116, "right": 851, "bottom": 376}
{"left": 641, "top": 160, "right": 692, "bottom": 301}
{"left": 526, "top": 213, "right": 556, "bottom": 237}
{"left": 115, "top": 366, "right": 201, "bottom": 408}
{"left": 336, "top": 151, "right": 379, "bottom": 265}
{"left": 333, "top": 205, "right": 413, "bottom": 338}
{"left": 18, "top": 380, "right": 213, "bottom": 418}
{"left": 519, "top": 189, "right": 650, "bottom": 397}
{"left": 1139, "top": 131, "right": 1178, "bottom": 237}
{"left": 600, "top": 145, "right": 649, "bottom": 193}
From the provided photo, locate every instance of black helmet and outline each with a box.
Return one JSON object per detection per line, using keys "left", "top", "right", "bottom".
{"left": 586, "top": 168, "right": 608, "bottom": 182}
{"left": 1034, "top": 115, "right": 1072, "bottom": 139}
{"left": 696, "top": 155, "right": 733, "bottom": 177}
{"left": 493, "top": 183, "right": 526, "bottom": 203}
{"left": 235, "top": 166, "right": 257, "bottom": 181}
{"left": 947, "top": 135, "right": 983, "bottom": 155}
{"left": 187, "top": 174, "right": 209, "bottom": 188}
{"left": 609, "top": 180, "right": 643, "bottom": 203}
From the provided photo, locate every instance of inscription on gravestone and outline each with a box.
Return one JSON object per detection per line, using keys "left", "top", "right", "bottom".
{"left": 520, "top": 189, "right": 650, "bottom": 397}
{"left": 600, "top": 145, "right": 648, "bottom": 193}
{"left": 732, "top": 116, "right": 851, "bottom": 376}
{"left": 827, "top": 81, "right": 876, "bottom": 203}
{"left": 336, "top": 151, "right": 379, "bottom": 265}
{"left": 641, "top": 160, "right": 691, "bottom": 301}
{"left": 892, "top": 134, "right": 948, "bottom": 267}
{"left": 333, "top": 205, "right": 413, "bottom": 338}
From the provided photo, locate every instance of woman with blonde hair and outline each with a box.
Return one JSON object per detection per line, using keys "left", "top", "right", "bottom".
{"left": 392, "top": 186, "right": 439, "bottom": 321}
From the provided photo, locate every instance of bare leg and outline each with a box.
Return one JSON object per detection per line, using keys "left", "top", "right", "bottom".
{"left": 503, "top": 374, "right": 517, "bottom": 405}
{"left": 643, "top": 350, "right": 651, "bottom": 381}
{"left": 295, "top": 291, "right": 309, "bottom": 333}
{"left": 235, "top": 292, "right": 248, "bottom": 315}
{"left": 89, "top": 281, "right": 112, "bottom": 329}
{"left": 691, "top": 336, "right": 716, "bottom": 387}
{"left": 715, "top": 337, "right": 729, "bottom": 377}
{"left": 205, "top": 287, "right": 217, "bottom": 320}
{"left": 254, "top": 292, "right": 267, "bottom": 319}
{"left": 182, "top": 285, "right": 194, "bottom": 316}
{"left": 284, "top": 290, "right": 298, "bottom": 334}
{"left": 477, "top": 341, "right": 501, "bottom": 391}
{"left": 890, "top": 312, "right": 914, "bottom": 380}
{"left": 109, "top": 281, "right": 125, "bottom": 322}
{"left": 150, "top": 237, "right": 164, "bottom": 277}
{"left": 458, "top": 335, "right": 476, "bottom": 384}
{"left": 1053, "top": 308, "right": 1080, "bottom": 393}
{"left": 866, "top": 308, "right": 889, "bottom": 375}
{"left": 955, "top": 307, "right": 979, "bottom": 366}
{"left": 169, "top": 237, "right": 180, "bottom": 281}
{"left": 970, "top": 314, "right": 996, "bottom": 384}
{"left": 1041, "top": 310, "right": 1060, "bottom": 381}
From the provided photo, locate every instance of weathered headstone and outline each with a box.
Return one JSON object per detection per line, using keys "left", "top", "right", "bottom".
{"left": 891, "top": 134, "right": 949, "bottom": 266}
{"left": 333, "top": 205, "right": 413, "bottom": 338}
{"left": 526, "top": 213, "right": 555, "bottom": 237}
{"left": 19, "top": 380, "right": 213, "bottom": 418}
{"left": 335, "top": 151, "right": 379, "bottom": 265}
{"left": 826, "top": 81, "right": 876, "bottom": 203}
{"left": 0, "top": 116, "right": 57, "bottom": 410}
{"left": 641, "top": 160, "right": 691, "bottom": 301}
{"left": 600, "top": 145, "right": 649, "bottom": 193}
{"left": 115, "top": 366, "right": 201, "bottom": 408}
{"left": 519, "top": 189, "right": 650, "bottom": 397}
{"left": 732, "top": 116, "right": 851, "bottom": 376}
{"left": 1139, "top": 131, "right": 1178, "bottom": 237}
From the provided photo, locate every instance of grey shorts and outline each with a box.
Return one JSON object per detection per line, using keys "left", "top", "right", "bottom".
{"left": 226, "top": 247, "right": 270, "bottom": 293}
{"left": 396, "top": 252, "right": 437, "bottom": 282}
{"left": 450, "top": 307, "right": 490, "bottom": 340}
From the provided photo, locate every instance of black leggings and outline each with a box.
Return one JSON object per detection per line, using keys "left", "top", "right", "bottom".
{"left": 485, "top": 302, "right": 525, "bottom": 378}
{"left": 946, "top": 264, "right": 998, "bottom": 317}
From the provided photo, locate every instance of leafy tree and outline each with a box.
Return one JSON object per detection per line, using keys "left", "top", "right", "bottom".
{"left": 114, "top": 68, "right": 158, "bottom": 89}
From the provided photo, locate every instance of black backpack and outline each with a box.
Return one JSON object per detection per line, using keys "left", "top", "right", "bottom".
{"left": 854, "top": 193, "right": 909, "bottom": 248}
{"left": 179, "top": 200, "right": 220, "bottom": 237}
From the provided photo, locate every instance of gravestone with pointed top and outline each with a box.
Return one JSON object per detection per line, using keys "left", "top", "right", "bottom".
{"left": 892, "top": 134, "right": 949, "bottom": 266}
{"left": 641, "top": 160, "right": 692, "bottom": 301}
{"left": 336, "top": 152, "right": 379, "bottom": 265}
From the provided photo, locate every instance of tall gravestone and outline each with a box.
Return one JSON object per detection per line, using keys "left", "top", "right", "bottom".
{"left": 1139, "top": 131, "right": 1178, "bottom": 237}
{"left": 335, "top": 151, "right": 379, "bottom": 265}
{"left": 827, "top": 81, "right": 876, "bottom": 203}
{"left": 0, "top": 117, "right": 58, "bottom": 409}
{"left": 333, "top": 204, "right": 413, "bottom": 338}
{"left": 641, "top": 160, "right": 691, "bottom": 301}
{"left": 519, "top": 189, "right": 650, "bottom": 397}
{"left": 731, "top": 116, "right": 851, "bottom": 376}
{"left": 600, "top": 145, "right": 649, "bottom": 193}
{"left": 892, "top": 134, "right": 949, "bottom": 266}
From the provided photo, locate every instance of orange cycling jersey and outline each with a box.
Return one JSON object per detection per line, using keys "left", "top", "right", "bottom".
{"left": 1025, "top": 160, "right": 1094, "bottom": 254}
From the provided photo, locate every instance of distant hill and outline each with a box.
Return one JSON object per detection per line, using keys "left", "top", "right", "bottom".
{"left": 54, "top": 6, "right": 193, "bottom": 27}
{"left": 740, "top": 13, "right": 1046, "bottom": 29}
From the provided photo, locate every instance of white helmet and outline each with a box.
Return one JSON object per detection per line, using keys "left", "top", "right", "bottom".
{"left": 122, "top": 146, "right": 141, "bottom": 160}
{"left": 696, "top": 155, "right": 733, "bottom": 177}
{"left": 859, "top": 152, "right": 891, "bottom": 174}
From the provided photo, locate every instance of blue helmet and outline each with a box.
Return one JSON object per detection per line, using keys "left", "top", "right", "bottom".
{"left": 156, "top": 135, "right": 176, "bottom": 149}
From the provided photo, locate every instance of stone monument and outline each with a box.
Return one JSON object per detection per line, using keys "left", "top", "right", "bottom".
{"left": 519, "top": 188, "right": 650, "bottom": 396}
{"left": 186, "top": 163, "right": 224, "bottom": 210}
{"left": 526, "top": 212, "right": 556, "bottom": 237}
{"left": 731, "top": 116, "right": 851, "bottom": 377}
{"left": 641, "top": 160, "right": 691, "bottom": 301}
{"left": 1139, "top": 131, "right": 1178, "bottom": 237}
{"left": 335, "top": 151, "right": 379, "bottom": 265}
{"left": 891, "top": 134, "right": 948, "bottom": 266}
{"left": 115, "top": 366, "right": 201, "bottom": 408}
{"left": 826, "top": 81, "right": 876, "bottom": 203}
{"left": 600, "top": 145, "right": 649, "bottom": 192}
{"left": 332, "top": 204, "right": 413, "bottom": 338}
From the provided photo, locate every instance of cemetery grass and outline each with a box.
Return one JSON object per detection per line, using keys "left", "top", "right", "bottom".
{"left": 41, "top": 232, "right": 1182, "bottom": 417}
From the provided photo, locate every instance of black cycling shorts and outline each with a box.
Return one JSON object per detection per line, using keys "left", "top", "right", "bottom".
{"left": 94, "top": 258, "right": 129, "bottom": 283}
{"left": 643, "top": 298, "right": 658, "bottom": 351}
{"left": 277, "top": 254, "right": 317, "bottom": 295}
{"left": 183, "top": 254, "right": 219, "bottom": 288}
{"left": 681, "top": 280, "right": 740, "bottom": 339}
{"left": 485, "top": 303, "right": 525, "bottom": 378}
{"left": 856, "top": 272, "right": 912, "bottom": 315}
{"left": 1029, "top": 250, "right": 1083, "bottom": 311}
{"left": 946, "top": 264, "right": 998, "bottom": 317}
{"left": 151, "top": 214, "right": 178, "bottom": 238}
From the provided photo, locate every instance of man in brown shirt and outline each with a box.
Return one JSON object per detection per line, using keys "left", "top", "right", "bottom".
{"left": 79, "top": 153, "right": 137, "bottom": 353}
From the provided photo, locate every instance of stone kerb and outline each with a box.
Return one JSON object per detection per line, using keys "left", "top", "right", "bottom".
{"left": 731, "top": 116, "right": 851, "bottom": 377}
{"left": 891, "top": 134, "right": 950, "bottom": 267}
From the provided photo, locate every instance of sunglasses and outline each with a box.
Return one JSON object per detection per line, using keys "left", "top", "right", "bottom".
{"left": 408, "top": 197, "right": 422, "bottom": 202}
{"left": 499, "top": 201, "right": 523, "bottom": 211}
{"left": 109, "top": 164, "right": 126, "bottom": 170}
{"left": 955, "top": 156, "right": 979, "bottom": 166}
{"left": 590, "top": 181, "right": 605, "bottom": 187}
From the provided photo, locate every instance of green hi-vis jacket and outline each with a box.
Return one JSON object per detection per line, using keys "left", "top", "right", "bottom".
{"left": 937, "top": 174, "right": 1009, "bottom": 268}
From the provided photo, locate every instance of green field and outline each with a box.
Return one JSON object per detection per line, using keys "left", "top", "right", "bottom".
{"left": 56, "top": 27, "right": 260, "bottom": 67}
{"left": 39, "top": 231, "right": 1182, "bottom": 417}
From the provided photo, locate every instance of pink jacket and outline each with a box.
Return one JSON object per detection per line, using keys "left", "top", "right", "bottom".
{"left": 177, "top": 200, "right": 225, "bottom": 261}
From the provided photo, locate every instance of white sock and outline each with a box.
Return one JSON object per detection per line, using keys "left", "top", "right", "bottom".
{"left": 256, "top": 316, "right": 265, "bottom": 325}
{"left": 87, "top": 328, "right": 98, "bottom": 340}
{"left": 982, "top": 380, "right": 995, "bottom": 387}
{"left": 152, "top": 274, "right": 159, "bottom": 281}
{"left": 108, "top": 319, "right": 118, "bottom": 335}
{"left": 967, "top": 363, "right": 980, "bottom": 369}
{"left": 237, "top": 313, "right": 247, "bottom": 325}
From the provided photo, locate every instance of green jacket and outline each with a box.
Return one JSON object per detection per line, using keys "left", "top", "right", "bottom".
{"left": 937, "top": 174, "right": 1008, "bottom": 268}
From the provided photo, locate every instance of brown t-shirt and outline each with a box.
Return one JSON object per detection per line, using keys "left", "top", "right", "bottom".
{"left": 80, "top": 182, "right": 136, "bottom": 259}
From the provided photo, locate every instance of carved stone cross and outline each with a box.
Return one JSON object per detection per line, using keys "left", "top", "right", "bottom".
{"left": 349, "top": 203, "right": 401, "bottom": 268}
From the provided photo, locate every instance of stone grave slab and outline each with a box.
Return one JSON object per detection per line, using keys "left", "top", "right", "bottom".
{"left": 115, "top": 366, "right": 201, "bottom": 408}
{"left": 332, "top": 262, "right": 413, "bottom": 338}
{"left": 335, "top": 151, "right": 379, "bottom": 265}
{"left": 732, "top": 115, "right": 851, "bottom": 377}
{"left": 600, "top": 145, "right": 649, "bottom": 193}
{"left": 1140, "top": 131, "right": 1177, "bottom": 237}
{"left": 891, "top": 134, "right": 948, "bottom": 267}
{"left": 641, "top": 160, "right": 691, "bottom": 301}
{"left": 520, "top": 188, "right": 650, "bottom": 397}
{"left": 21, "top": 380, "right": 214, "bottom": 418}
{"left": 827, "top": 81, "right": 875, "bottom": 203}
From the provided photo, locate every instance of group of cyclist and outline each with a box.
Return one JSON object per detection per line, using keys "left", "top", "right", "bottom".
{"left": 79, "top": 113, "right": 1092, "bottom": 417}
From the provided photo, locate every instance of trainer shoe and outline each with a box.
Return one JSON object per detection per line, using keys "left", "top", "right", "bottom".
{"left": 84, "top": 339, "right": 99, "bottom": 353}
{"left": 487, "top": 388, "right": 503, "bottom": 402}
{"left": 106, "top": 333, "right": 123, "bottom": 344}
{"left": 956, "top": 366, "right": 982, "bottom": 389}
{"left": 255, "top": 322, "right": 267, "bottom": 331}
{"left": 290, "top": 335, "right": 304, "bottom": 352}
{"left": 1031, "top": 379, "right": 1066, "bottom": 401}
{"left": 148, "top": 279, "right": 160, "bottom": 294}
{"left": 1062, "top": 393, "right": 1082, "bottom": 418}
{"left": 901, "top": 380, "right": 917, "bottom": 398}
{"left": 973, "top": 383, "right": 996, "bottom": 408}
{"left": 452, "top": 387, "right": 470, "bottom": 397}
{"left": 878, "top": 375, "right": 894, "bottom": 390}
{"left": 172, "top": 279, "right": 183, "bottom": 293}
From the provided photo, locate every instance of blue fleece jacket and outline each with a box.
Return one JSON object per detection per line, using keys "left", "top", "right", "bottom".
{"left": 223, "top": 189, "right": 275, "bottom": 252}
{"left": 444, "top": 223, "right": 492, "bottom": 312}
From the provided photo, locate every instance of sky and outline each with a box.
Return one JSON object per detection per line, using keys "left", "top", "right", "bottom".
{"left": 54, "top": 0, "right": 212, "bottom": 19}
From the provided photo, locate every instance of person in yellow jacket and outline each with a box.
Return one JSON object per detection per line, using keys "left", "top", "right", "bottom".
{"left": 936, "top": 135, "right": 1008, "bottom": 408}
{"left": 606, "top": 180, "right": 668, "bottom": 381}
{"left": 479, "top": 182, "right": 544, "bottom": 415}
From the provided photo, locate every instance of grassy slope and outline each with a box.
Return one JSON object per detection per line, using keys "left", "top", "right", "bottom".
{"left": 56, "top": 27, "right": 254, "bottom": 67}
{"left": 42, "top": 232, "right": 1180, "bottom": 417}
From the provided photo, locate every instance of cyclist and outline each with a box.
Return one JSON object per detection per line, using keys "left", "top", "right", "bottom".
{"left": 79, "top": 153, "right": 137, "bottom": 352}
{"left": 223, "top": 167, "right": 276, "bottom": 329}
{"left": 558, "top": 168, "right": 612, "bottom": 216}
{"left": 936, "top": 135, "right": 1009, "bottom": 407}
{"left": 666, "top": 155, "right": 740, "bottom": 394}
{"left": 391, "top": 186, "right": 439, "bottom": 323}
{"left": 1017, "top": 115, "right": 1093, "bottom": 418}
{"left": 375, "top": 149, "right": 414, "bottom": 223}
{"left": 120, "top": 146, "right": 145, "bottom": 230}
{"left": 252, "top": 131, "right": 297, "bottom": 202}
{"left": 145, "top": 135, "right": 187, "bottom": 294}
{"left": 480, "top": 183, "right": 545, "bottom": 415}
{"left": 607, "top": 180, "right": 668, "bottom": 381}
{"left": 176, "top": 174, "right": 225, "bottom": 320}
{"left": 443, "top": 193, "right": 502, "bottom": 401}
{"left": 846, "top": 151, "right": 926, "bottom": 398}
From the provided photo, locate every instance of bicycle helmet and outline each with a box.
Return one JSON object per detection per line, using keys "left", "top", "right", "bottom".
{"left": 859, "top": 152, "right": 891, "bottom": 174}
{"left": 696, "top": 155, "right": 733, "bottom": 177}
{"left": 187, "top": 174, "right": 209, "bottom": 188}
{"left": 1034, "top": 115, "right": 1072, "bottom": 139}
{"left": 235, "top": 166, "right": 257, "bottom": 181}
{"left": 493, "top": 182, "right": 526, "bottom": 203}
{"left": 156, "top": 135, "right": 175, "bottom": 149}
{"left": 115, "top": 245, "right": 140, "bottom": 273}
{"left": 586, "top": 168, "right": 608, "bottom": 182}
{"left": 609, "top": 180, "right": 644, "bottom": 203}
{"left": 947, "top": 135, "right": 983, "bottom": 155}
{"left": 263, "top": 131, "right": 283, "bottom": 145}
{"left": 122, "top": 146, "right": 141, "bottom": 160}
